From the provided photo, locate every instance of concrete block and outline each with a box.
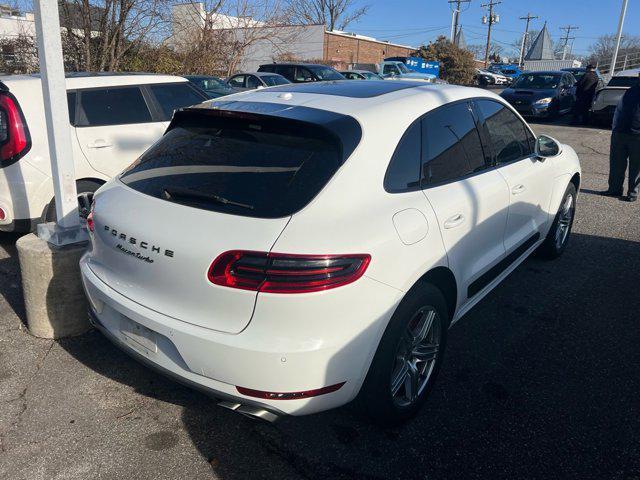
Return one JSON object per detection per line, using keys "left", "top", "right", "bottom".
{"left": 16, "top": 233, "right": 90, "bottom": 339}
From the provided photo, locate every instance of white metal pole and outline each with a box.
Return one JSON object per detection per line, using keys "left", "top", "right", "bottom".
{"left": 33, "top": 0, "right": 80, "bottom": 234}
{"left": 450, "top": 9, "right": 457, "bottom": 42}
{"left": 610, "top": 0, "right": 629, "bottom": 78}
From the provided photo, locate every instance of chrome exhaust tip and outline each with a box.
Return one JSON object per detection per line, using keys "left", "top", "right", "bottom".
{"left": 218, "top": 401, "right": 279, "bottom": 423}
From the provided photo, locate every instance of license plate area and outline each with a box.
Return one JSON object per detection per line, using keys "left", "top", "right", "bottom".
{"left": 120, "top": 316, "right": 158, "bottom": 355}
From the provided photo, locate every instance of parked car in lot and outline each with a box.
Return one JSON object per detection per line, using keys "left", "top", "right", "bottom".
{"left": 184, "top": 75, "right": 237, "bottom": 98}
{"left": 339, "top": 69, "right": 384, "bottom": 80}
{"left": 591, "top": 68, "right": 640, "bottom": 125}
{"left": 380, "top": 60, "right": 436, "bottom": 82}
{"left": 0, "top": 73, "right": 208, "bottom": 232}
{"left": 489, "top": 63, "right": 523, "bottom": 82}
{"left": 226, "top": 72, "right": 290, "bottom": 91}
{"left": 561, "top": 67, "right": 605, "bottom": 90}
{"left": 475, "top": 68, "right": 510, "bottom": 86}
{"left": 257, "top": 63, "right": 345, "bottom": 83}
{"left": 81, "top": 80, "right": 580, "bottom": 424}
{"left": 500, "top": 71, "right": 576, "bottom": 119}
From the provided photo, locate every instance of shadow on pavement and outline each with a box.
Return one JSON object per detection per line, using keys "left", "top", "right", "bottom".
{"left": 57, "top": 232, "right": 640, "bottom": 479}
{"left": 0, "top": 232, "right": 27, "bottom": 325}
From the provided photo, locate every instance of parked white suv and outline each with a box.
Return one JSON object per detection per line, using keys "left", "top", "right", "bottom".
{"left": 0, "top": 72, "right": 207, "bottom": 232}
{"left": 80, "top": 81, "right": 581, "bottom": 424}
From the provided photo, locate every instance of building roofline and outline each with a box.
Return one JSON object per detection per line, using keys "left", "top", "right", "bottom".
{"left": 324, "top": 29, "right": 415, "bottom": 50}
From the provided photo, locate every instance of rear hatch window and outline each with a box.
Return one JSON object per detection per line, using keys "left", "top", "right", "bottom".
{"left": 120, "top": 107, "right": 359, "bottom": 218}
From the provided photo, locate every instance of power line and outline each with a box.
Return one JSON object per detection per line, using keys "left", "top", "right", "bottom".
{"left": 559, "top": 25, "right": 579, "bottom": 60}
{"left": 518, "top": 12, "right": 538, "bottom": 65}
{"left": 448, "top": 0, "right": 471, "bottom": 43}
{"left": 481, "top": 0, "right": 501, "bottom": 67}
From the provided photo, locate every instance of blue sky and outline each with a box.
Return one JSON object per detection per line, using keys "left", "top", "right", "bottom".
{"left": 349, "top": 0, "right": 640, "bottom": 58}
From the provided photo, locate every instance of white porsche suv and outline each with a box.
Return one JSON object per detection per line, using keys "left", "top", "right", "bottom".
{"left": 80, "top": 81, "right": 580, "bottom": 424}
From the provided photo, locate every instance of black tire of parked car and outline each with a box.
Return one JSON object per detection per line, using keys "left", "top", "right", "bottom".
{"left": 537, "top": 183, "right": 577, "bottom": 259}
{"left": 356, "top": 282, "right": 449, "bottom": 426}
{"left": 43, "top": 179, "right": 102, "bottom": 223}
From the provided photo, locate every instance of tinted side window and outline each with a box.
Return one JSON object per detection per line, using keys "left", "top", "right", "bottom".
{"left": 476, "top": 99, "right": 534, "bottom": 164}
{"left": 67, "top": 91, "right": 76, "bottom": 126}
{"left": 384, "top": 121, "right": 421, "bottom": 192}
{"left": 275, "top": 66, "right": 296, "bottom": 81}
{"left": 246, "top": 75, "right": 261, "bottom": 89}
{"left": 149, "top": 83, "right": 206, "bottom": 121}
{"left": 78, "top": 87, "right": 151, "bottom": 127}
{"left": 421, "top": 102, "right": 487, "bottom": 186}
{"left": 228, "top": 75, "right": 245, "bottom": 88}
{"left": 259, "top": 64, "right": 274, "bottom": 73}
{"left": 295, "top": 67, "right": 314, "bottom": 82}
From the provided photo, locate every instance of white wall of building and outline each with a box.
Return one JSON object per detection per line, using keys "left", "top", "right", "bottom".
{"left": 235, "top": 24, "right": 325, "bottom": 72}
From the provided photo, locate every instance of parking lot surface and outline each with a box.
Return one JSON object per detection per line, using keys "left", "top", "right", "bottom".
{"left": 1, "top": 119, "right": 639, "bottom": 480}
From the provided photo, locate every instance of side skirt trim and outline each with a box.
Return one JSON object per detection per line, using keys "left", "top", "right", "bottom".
{"left": 467, "top": 232, "right": 541, "bottom": 299}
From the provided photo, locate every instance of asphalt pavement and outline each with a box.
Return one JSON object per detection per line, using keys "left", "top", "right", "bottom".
{"left": 1, "top": 117, "right": 639, "bottom": 480}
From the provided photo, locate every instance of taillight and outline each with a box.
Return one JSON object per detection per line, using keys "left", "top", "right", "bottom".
{"left": 208, "top": 251, "right": 371, "bottom": 294}
{"left": 236, "top": 382, "right": 346, "bottom": 400}
{"left": 0, "top": 92, "right": 31, "bottom": 167}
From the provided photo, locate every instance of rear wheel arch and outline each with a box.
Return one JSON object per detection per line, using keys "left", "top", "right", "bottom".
{"left": 415, "top": 266, "right": 457, "bottom": 323}
{"left": 570, "top": 172, "right": 581, "bottom": 192}
{"left": 42, "top": 178, "right": 105, "bottom": 222}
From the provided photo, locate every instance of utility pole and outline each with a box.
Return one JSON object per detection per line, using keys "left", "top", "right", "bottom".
{"left": 481, "top": 0, "right": 501, "bottom": 68}
{"left": 518, "top": 12, "right": 538, "bottom": 66}
{"left": 559, "top": 25, "right": 579, "bottom": 60}
{"left": 449, "top": 0, "right": 471, "bottom": 43}
{"left": 610, "top": 0, "right": 629, "bottom": 78}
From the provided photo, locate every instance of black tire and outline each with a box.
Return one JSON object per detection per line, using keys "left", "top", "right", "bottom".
{"left": 43, "top": 179, "right": 102, "bottom": 223}
{"left": 537, "top": 183, "right": 577, "bottom": 260}
{"left": 356, "top": 283, "right": 449, "bottom": 426}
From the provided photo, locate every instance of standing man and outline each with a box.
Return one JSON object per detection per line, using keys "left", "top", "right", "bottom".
{"left": 572, "top": 64, "right": 599, "bottom": 125}
{"left": 602, "top": 72, "right": 640, "bottom": 202}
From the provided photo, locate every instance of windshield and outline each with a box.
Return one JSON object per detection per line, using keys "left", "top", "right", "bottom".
{"left": 362, "top": 71, "right": 380, "bottom": 80}
{"left": 120, "top": 110, "right": 359, "bottom": 218}
{"left": 397, "top": 63, "right": 412, "bottom": 74}
{"left": 608, "top": 76, "right": 640, "bottom": 87}
{"left": 261, "top": 75, "right": 289, "bottom": 86}
{"left": 308, "top": 65, "right": 344, "bottom": 81}
{"left": 512, "top": 74, "right": 561, "bottom": 89}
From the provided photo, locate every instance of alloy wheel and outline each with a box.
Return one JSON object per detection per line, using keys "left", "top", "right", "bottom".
{"left": 555, "top": 194, "right": 574, "bottom": 249}
{"left": 78, "top": 191, "right": 94, "bottom": 219}
{"left": 390, "top": 306, "right": 441, "bottom": 407}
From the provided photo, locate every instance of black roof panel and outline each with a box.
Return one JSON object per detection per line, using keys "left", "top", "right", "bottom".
{"left": 255, "top": 80, "right": 423, "bottom": 98}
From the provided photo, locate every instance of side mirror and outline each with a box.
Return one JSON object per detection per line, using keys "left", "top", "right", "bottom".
{"left": 535, "top": 135, "right": 561, "bottom": 159}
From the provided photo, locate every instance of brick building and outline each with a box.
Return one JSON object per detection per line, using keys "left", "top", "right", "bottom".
{"left": 323, "top": 31, "right": 415, "bottom": 69}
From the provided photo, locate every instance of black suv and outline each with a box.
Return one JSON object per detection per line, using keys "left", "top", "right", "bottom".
{"left": 257, "top": 63, "right": 345, "bottom": 83}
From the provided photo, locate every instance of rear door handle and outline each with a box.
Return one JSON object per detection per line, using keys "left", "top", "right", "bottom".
{"left": 511, "top": 184, "right": 526, "bottom": 195}
{"left": 443, "top": 213, "right": 465, "bottom": 229}
{"left": 87, "top": 139, "right": 112, "bottom": 149}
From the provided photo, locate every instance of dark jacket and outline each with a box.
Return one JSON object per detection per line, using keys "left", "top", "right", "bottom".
{"left": 613, "top": 84, "right": 640, "bottom": 135}
{"left": 574, "top": 70, "right": 599, "bottom": 107}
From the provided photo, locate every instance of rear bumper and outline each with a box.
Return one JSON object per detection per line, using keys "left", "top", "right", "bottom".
{"left": 79, "top": 256, "right": 402, "bottom": 416}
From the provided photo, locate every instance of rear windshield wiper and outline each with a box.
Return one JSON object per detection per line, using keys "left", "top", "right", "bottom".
{"left": 162, "top": 187, "right": 254, "bottom": 210}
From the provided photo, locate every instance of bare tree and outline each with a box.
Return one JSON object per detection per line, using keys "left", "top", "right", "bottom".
{"left": 285, "top": 0, "right": 369, "bottom": 31}
{"left": 57, "top": 0, "right": 172, "bottom": 71}
{"left": 587, "top": 34, "right": 640, "bottom": 69}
